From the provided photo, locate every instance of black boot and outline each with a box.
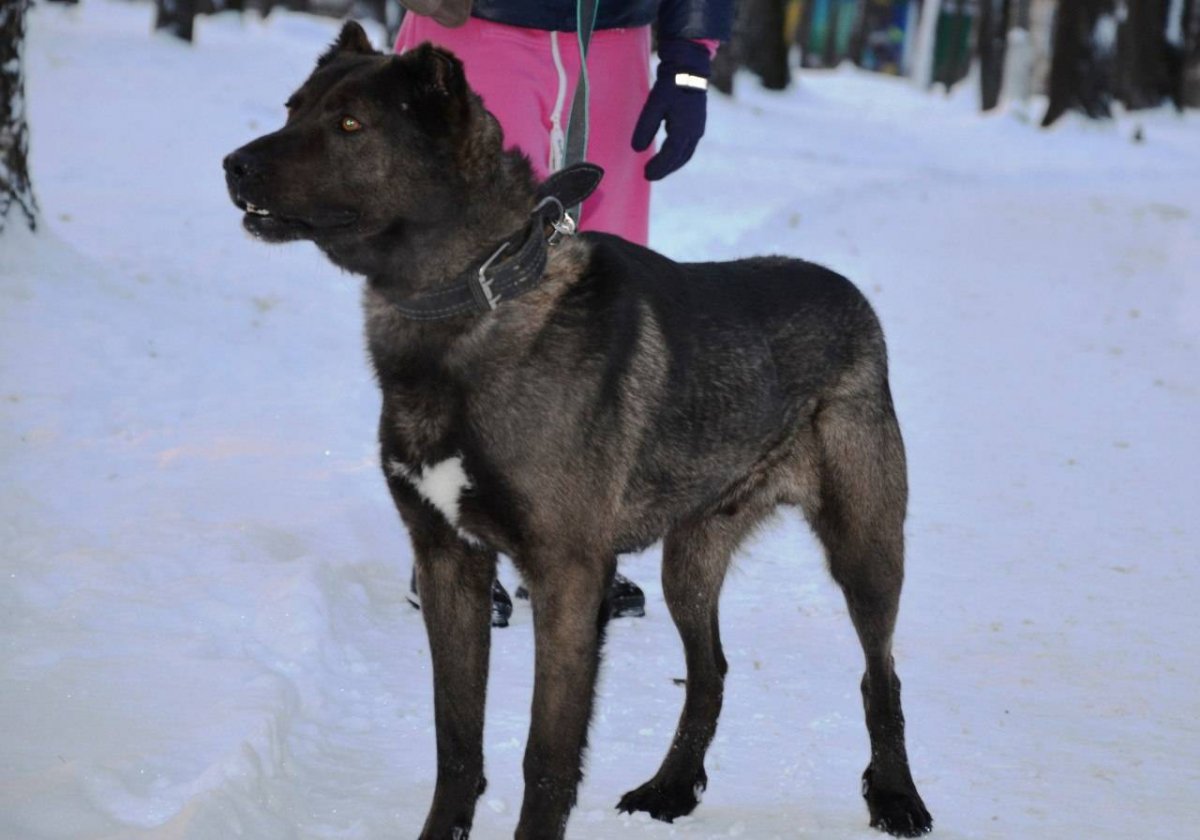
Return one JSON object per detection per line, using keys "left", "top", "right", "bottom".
{"left": 608, "top": 572, "right": 646, "bottom": 618}
{"left": 408, "top": 570, "right": 513, "bottom": 628}
{"left": 490, "top": 578, "right": 513, "bottom": 628}
{"left": 515, "top": 572, "right": 645, "bottom": 619}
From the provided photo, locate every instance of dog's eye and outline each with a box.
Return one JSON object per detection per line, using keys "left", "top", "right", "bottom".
{"left": 340, "top": 116, "right": 363, "bottom": 133}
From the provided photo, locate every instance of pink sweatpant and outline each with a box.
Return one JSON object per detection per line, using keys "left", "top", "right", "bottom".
{"left": 396, "top": 15, "right": 654, "bottom": 245}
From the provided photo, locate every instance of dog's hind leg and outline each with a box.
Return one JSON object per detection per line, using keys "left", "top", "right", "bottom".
{"left": 515, "top": 550, "right": 616, "bottom": 840}
{"left": 617, "top": 507, "right": 760, "bottom": 822}
{"left": 810, "top": 390, "right": 932, "bottom": 837}
{"left": 406, "top": 517, "right": 496, "bottom": 840}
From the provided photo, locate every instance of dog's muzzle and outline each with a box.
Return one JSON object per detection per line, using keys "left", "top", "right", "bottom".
{"left": 223, "top": 148, "right": 357, "bottom": 238}
{"left": 223, "top": 149, "right": 264, "bottom": 207}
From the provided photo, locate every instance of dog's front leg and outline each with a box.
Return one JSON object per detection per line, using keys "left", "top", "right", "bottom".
{"left": 407, "top": 517, "right": 496, "bottom": 840}
{"left": 515, "top": 552, "right": 616, "bottom": 840}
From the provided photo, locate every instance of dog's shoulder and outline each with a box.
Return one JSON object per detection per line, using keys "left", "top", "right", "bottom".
{"left": 564, "top": 234, "right": 874, "bottom": 336}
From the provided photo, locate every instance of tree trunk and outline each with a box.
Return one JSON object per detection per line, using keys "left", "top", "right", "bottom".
{"left": 743, "top": 0, "right": 791, "bottom": 89}
{"left": 1185, "top": 0, "right": 1200, "bottom": 105}
{"left": 979, "top": 0, "right": 1011, "bottom": 109}
{"left": 155, "top": 0, "right": 199, "bottom": 42}
{"left": 1, "top": 0, "right": 38, "bottom": 234}
{"left": 711, "top": 0, "right": 791, "bottom": 92}
{"left": 1115, "top": 0, "right": 1172, "bottom": 109}
{"left": 1166, "top": 0, "right": 1199, "bottom": 106}
{"left": 1042, "top": 0, "right": 1119, "bottom": 126}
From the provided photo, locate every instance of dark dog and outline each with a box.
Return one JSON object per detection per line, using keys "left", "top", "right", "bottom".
{"left": 224, "top": 22, "right": 932, "bottom": 840}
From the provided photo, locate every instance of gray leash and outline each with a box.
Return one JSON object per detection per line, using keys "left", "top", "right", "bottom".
{"left": 563, "top": 0, "right": 598, "bottom": 218}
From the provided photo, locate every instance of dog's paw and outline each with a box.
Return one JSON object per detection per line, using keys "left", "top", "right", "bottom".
{"left": 616, "top": 775, "right": 705, "bottom": 823}
{"left": 862, "top": 765, "right": 933, "bottom": 837}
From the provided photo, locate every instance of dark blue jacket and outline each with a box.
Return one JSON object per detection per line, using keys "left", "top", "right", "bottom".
{"left": 470, "top": 0, "right": 733, "bottom": 41}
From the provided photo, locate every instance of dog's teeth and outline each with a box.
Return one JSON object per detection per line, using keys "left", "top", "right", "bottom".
{"left": 245, "top": 203, "right": 270, "bottom": 216}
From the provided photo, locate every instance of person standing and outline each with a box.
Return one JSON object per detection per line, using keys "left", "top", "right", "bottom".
{"left": 395, "top": 0, "right": 732, "bottom": 244}
{"left": 396, "top": 0, "right": 734, "bottom": 625}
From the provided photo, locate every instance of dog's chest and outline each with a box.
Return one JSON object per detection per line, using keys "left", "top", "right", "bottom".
{"left": 387, "top": 455, "right": 483, "bottom": 544}
{"left": 388, "top": 456, "right": 470, "bottom": 523}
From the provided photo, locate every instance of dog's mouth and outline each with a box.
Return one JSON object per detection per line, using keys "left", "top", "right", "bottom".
{"left": 242, "top": 200, "right": 272, "bottom": 217}
{"left": 232, "top": 195, "right": 359, "bottom": 241}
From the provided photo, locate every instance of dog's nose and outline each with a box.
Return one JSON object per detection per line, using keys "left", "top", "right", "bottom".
{"left": 223, "top": 150, "right": 256, "bottom": 185}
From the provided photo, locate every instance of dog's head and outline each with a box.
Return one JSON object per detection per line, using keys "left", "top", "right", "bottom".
{"left": 223, "top": 22, "right": 488, "bottom": 247}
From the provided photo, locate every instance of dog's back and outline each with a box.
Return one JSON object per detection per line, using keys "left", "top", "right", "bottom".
{"left": 576, "top": 233, "right": 887, "bottom": 412}
{"left": 548, "top": 233, "right": 894, "bottom": 550}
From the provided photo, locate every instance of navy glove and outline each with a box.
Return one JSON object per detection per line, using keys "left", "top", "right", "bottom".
{"left": 631, "top": 39, "right": 711, "bottom": 181}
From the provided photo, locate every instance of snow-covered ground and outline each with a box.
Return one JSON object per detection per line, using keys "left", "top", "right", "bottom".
{"left": 3, "top": 3, "right": 1198, "bottom": 838}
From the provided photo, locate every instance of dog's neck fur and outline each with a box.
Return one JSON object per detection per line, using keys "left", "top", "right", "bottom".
{"left": 344, "top": 107, "right": 544, "bottom": 437}
{"left": 321, "top": 108, "right": 538, "bottom": 305}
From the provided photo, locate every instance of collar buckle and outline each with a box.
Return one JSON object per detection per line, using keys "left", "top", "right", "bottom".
{"left": 534, "top": 196, "right": 577, "bottom": 245}
{"left": 550, "top": 211, "right": 576, "bottom": 244}
{"left": 473, "top": 241, "right": 509, "bottom": 310}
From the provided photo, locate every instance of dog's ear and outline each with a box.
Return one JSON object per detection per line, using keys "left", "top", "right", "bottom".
{"left": 390, "top": 45, "right": 478, "bottom": 150}
{"left": 403, "top": 43, "right": 469, "bottom": 103}
{"left": 318, "top": 21, "right": 378, "bottom": 66}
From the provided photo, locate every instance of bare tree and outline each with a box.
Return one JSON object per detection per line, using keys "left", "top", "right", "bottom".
{"left": 1182, "top": 0, "right": 1200, "bottom": 105}
{"left": 1163, "top": 0, "right": 1197, "bottom": 107}
{"left": 1115, "top": 0, "right": 1173, "bottom": 109}
{"left": 1042, "top": 0, "right": 1119, "bottom": 126}
{"left": 155, "top": 0, "right": 199, "bottom": 42}
{"left": 979, "top": 0, "right": 1013, "bottom": 109}
{"left": 743, "top": 0, "right": 791, "bottom": 88}
{"left": 1, "top": 0, "right": 37, "bottom": 234}
{"left": 712, "top": 0, "right": 791, "bottom": 94}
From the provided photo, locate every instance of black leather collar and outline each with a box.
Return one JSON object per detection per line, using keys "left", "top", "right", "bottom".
{"left": 385, "top": 163, "right": 604, "bottom": 321}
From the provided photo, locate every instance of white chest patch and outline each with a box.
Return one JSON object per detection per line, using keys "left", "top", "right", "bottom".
{"left": 388, "top": 456, "right": 473, "bottom": 529}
